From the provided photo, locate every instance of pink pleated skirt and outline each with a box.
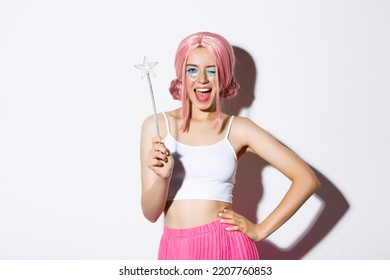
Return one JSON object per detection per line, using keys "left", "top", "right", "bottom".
{"left": 158, "top": 220, "right": 259, "bottom": 260}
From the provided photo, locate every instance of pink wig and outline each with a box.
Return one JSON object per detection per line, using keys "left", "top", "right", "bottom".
{"left": 169, "top": 32, "right": 239, "bottom": 130}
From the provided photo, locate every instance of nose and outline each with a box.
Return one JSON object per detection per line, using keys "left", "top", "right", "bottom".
{"left": 197, "top": 69, "right": 209, "bottom": 83}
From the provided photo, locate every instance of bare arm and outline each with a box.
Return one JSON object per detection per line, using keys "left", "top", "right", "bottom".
{"left": 220, "top": 117, "right": 320, "bottom": 241}
{"left": 140, "top": 115, "right": 174, "bottom": 222}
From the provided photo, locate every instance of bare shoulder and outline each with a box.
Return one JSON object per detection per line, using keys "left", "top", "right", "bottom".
{"left": 142, "top": 113, "right": 155, "bottom": 127}
{"left": 142, "top": 109, "right": 181, "bottom": 138}
{"left": 230, "top": 116, "right": 276, "bottom": 151}
{"left": 231, "top": 116, "right": 266, "bottom": 133}
{"left": 141, "top": 113, "right": 160, "bottom": 131}
{"left": 141, "top": 113, "right": 164, "bottom": 135}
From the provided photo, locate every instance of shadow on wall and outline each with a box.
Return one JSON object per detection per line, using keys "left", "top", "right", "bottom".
{"left": 223, "top": 46, "right": 350, "bottom": 259}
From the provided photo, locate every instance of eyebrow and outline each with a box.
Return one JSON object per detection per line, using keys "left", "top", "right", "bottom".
{"left": 186, "top": 64, "right": 216, "bottom": 68}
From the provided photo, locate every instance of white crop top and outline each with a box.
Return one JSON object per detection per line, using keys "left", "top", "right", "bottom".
{"left": 162, "top": 112, "right": 237, "bottom": 203}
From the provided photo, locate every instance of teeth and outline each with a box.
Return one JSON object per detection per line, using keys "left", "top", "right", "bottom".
{"left": 196, "top": 88, "right": 210, "bottom": 92}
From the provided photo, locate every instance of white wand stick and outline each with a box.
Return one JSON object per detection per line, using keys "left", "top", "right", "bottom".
{"left": 135, "top": 56, "right": 160, "bottom": 137}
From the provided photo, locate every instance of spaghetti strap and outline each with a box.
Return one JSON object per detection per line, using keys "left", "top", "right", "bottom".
{"left": 162, "top": 112, "right": 171, "bottom": 135}
{"left": 225, "top": 116, "right": 235, "bottom": 138}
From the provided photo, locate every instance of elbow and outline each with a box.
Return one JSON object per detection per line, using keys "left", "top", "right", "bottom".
{"left": 143, "top": 211, "right": 160, "bottom": 223}
{"left": 295, "top": 171, "right": 321, "bottom": 194}
{"left": 309, "top": 173, "right": 321, "bottom": 193}
{"left": 144, "top": 215, "right": 159, "bottom": 223}
{"left": 141, "top": 195, "right": 163, "bottom": 223}
{"left": 141, "top": 205, "right": 162, "bottom": 223}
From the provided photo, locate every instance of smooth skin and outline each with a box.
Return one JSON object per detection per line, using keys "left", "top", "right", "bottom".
{"left": 140, "top": 47, "right": 320, "bottom": 242}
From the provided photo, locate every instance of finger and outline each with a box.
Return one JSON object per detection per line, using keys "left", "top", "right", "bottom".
{"left": 225, "top": 225, "right": 240, "bottom": 231}
{"left": 152, "top": 143, "right": 170, "bottom": 156}
{"left": 219, "top": 213, "right": 244, "bottom": 228}
{"left": 219, "top": 211, "right": 240, "bottom": 224}
{"left": 219, "top": 218, "right": 238, "bottom": 230}
{"left": 157, "top": 146, "right": 170, "bottom": 156}
{"left": 222, "top": 208, "right": 236, "bottom": 215}
{"left": 149, "top": 159, "right": 164, "bottom": 168}
{"left": 218, "top": 209, "right": 235, "bottom": 219}
{"left": 151, "top": 136, "right": 164, "bottom": 144}
{"left": 219, "top": 217, "right": 236, "bottom": 225}
{"left": 220, "top": 217, "right": 246, "bottom": 232}
{"left": 154, "top": 150, "right": 168, "bottom": 162}
{"left": 152, "top": 137, "right": 170, "bottom": 151}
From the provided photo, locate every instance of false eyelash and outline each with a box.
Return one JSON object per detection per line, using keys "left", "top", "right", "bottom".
{"left": 186, "top": 67, "right": 199, "bottom": 80}
{"left": 206, "top": 70, "right": 216, "bottom": 78}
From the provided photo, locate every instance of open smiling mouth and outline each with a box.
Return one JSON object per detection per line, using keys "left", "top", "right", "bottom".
{"left": 194, "top": 88, "right": 212, "bottom": 102}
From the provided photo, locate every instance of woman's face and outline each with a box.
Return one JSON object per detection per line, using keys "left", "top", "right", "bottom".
{"left": 185, "top": 47, "right": 218, "bottom": 112}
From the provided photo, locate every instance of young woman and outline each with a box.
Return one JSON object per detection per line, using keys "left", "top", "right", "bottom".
{"left": 140, "top": 31, "right": 320, "bottom": 260}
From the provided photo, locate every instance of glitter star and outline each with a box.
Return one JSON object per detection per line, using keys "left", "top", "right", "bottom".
{"left": 134, "top": 56, "right": 158, "bottom": 78}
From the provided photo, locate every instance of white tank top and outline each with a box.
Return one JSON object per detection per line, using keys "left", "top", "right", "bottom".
{"left": 162, "top": 112, "right": 237, "bottom": 203}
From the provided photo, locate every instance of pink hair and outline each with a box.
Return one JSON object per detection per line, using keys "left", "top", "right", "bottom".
{"left": 169, "top": 32, "right": 239, "bottom": 131}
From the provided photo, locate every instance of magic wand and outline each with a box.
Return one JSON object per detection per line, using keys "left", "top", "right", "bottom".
{"left": 135, "top": 56, "right": 160, "bottom": 137}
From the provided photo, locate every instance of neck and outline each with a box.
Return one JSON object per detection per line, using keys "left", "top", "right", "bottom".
{"left": 189, "top": 104, "right": 218, "bottom": 121}
{"left": 191, "top": 111, "right": 217, "bottom": 121}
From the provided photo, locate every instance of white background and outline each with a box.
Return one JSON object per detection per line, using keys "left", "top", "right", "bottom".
{"left": 0, "top": 0, "right": 389, "bottom": 260}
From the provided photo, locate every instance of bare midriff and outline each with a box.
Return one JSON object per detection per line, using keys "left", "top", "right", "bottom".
{"left": 164, "top": 200, "right": 232, "bottom": 229}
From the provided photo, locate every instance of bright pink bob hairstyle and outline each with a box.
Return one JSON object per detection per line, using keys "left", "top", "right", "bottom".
{"left": 169, "top": 31, "right": 239, "bottom": 130}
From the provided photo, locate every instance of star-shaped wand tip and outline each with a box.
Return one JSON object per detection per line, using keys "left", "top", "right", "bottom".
{"left": 134, "top": 56, "right": 158, "bottom": 79}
